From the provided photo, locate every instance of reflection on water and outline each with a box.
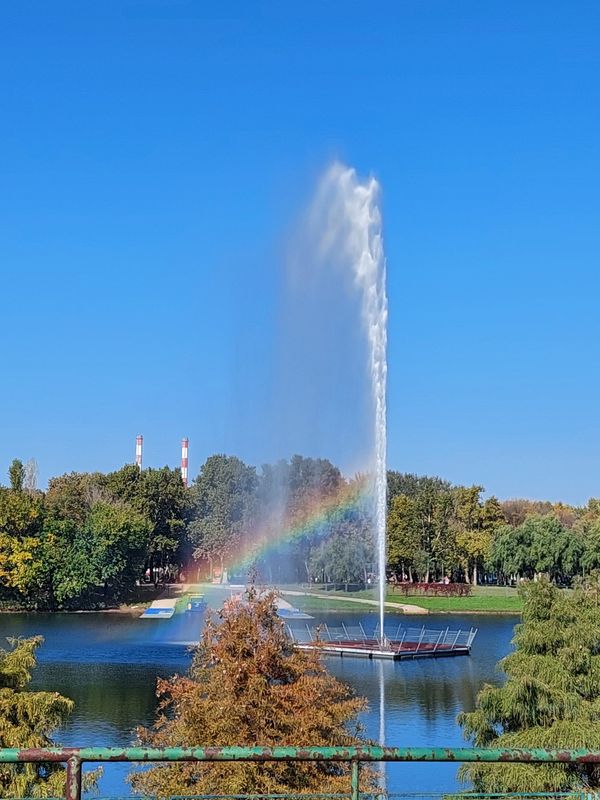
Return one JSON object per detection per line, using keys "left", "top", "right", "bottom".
{"left": 0, "top": 607, "right": 515, "bottom": 796}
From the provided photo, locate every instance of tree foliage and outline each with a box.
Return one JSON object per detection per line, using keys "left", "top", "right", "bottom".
{"left": 188, "top": 456, "right": 258, "bottom": 577}
{"left": 460, "top": 577, "right": 600, "bottom": 792}
{"left": 130, "top": 589, "right": 369, "bottom": 797}
{"left": 0, "top": 637, "right": 76, "bottom": 797}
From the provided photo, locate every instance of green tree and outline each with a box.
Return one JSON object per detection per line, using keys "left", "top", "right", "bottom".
{"left": 308, "top": 524, "right": 371, "bottom": 584}
{"left": 386, "top": 472, "right": 452, "bottom": 506}
{"left": 387, "top": 494, "right": 421, "bottom": 580}
{"left": 86, "top": 501, "right": 151, "bottom": 597}
{"left": 129, "top": 589, "right": 368, "bottom": 797}
{"left": 8, "top": 460, "right": 24, "bottom": 493}
{"left": 489, "top": 515, "right": 581, "bottom": 584}
{"left": 453, "top": 486, "right": 486, "bottom": 584}
{"left": 45, "top": 472, "right": 104, "bottom": 528}
{"left": 107, "top": 465, "right": 189, "bottom": 568}
{"left": 189, "top": 455, "right": 257, "bottom": 580}
{"left": 254, "top": 457, "right": 346, "bottom": 582}
{"left": 0, "top": 637, "right": 76, "bottom": 797}
{"left": 460, "top": 578, "right": 600, "bottom": 792}
{"left": 386, "top": 480, "right": 457, "bottom": 581}
{"left": 45, "top": 501, "right": 150, "bottom": 607}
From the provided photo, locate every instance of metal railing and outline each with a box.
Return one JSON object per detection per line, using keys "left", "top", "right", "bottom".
{"left": 1, "top": 746, "right": 599, "bottom": 800}
{"left": 286, "top": 623, "right": 477, "bottom": 651}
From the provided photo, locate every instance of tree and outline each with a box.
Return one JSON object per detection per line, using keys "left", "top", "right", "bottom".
{"left": 253, "top": 457, "right": 346, "bottom": 583}
{"left": 45, "top": 501, "right": 150, "bottom": 607}
{"left": 460, "top": 578, "right": 600, "bottom": 792}
{"left": 308, "top": 524, "right": 371, "bottom": 584}
{"left": 85, "top": 501, "right": 151, "bottom": 598}
{"left": 0, "top": 488, "right": 46, "bottom": 603}
{"left": 45, "top": 472, "right": 105, "bottom": 528}
{"left": 104, "top": 465, "right": 190, "bottom": 569}
{"left": 8, "top": 460, "right": 24, "bottom": 493}
{"left": 454, "top": 486, "right": 486, "bottom": 584}
{"left": 500, "top": 498, "right": 554, "bottom": 527}
{"left": 387, "top": 472, "right": 452, "bottom": 506}
{"left": 489, "top": 516, "right": 581, "bottom": 584}
{"left": 0, "top": 637, "right": 76, "bottom": 797}
{"left": 130, "top": 589, "right": 369, "bottom": 797}
{"left": 387, "top": 494, "right": 421, "bottom": 580}
{"left": 189, "top": 456, "right": 257, "bottom": 579}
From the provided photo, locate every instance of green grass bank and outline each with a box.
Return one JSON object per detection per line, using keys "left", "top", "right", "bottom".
{"left": 288, "top": 585, "right": 523, "bottom": 614}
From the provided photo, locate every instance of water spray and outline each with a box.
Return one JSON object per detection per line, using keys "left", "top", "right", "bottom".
{"left": 310, "top": 163, "right": 388, "bottom": 643}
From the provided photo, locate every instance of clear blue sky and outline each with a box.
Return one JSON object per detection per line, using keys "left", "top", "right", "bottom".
{"left": 1, "top": 1, "right": 599, "bottom": 504}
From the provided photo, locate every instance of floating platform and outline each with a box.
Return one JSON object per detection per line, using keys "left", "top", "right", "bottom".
{"left": 185, "top": 594, "right": 207, "bottom": 613}
{"left": 140, "top": 598, "right": 177, "bottom": 619}
{"left": 277, "top": 607, "right": 314, "bottom": 620}
{"left": 287, "top": 623, "right": 477, "bottom": 660}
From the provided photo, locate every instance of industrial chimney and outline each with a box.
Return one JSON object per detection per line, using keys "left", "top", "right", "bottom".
{"left": 181, "top": 437, "right": 189, "bottom": 487}
{"left": 135, "top": 435, "right": 143, "bottom": 470}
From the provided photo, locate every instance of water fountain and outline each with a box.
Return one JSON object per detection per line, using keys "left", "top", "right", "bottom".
{"left": 307, "top": 162, "right": 388, "bottom": 641}
{"left": 286, "top": 164, "right": 476, "bottom": 662}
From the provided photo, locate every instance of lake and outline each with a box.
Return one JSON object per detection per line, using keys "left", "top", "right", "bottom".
{"left": 0, "top": 593, "right": 516, "bottom": 796}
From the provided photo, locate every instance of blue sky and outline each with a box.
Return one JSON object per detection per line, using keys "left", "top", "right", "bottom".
{"left": 1, "top": 1, "right": 600, "bottom": 504}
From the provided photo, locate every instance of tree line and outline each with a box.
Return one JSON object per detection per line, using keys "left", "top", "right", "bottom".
{"left": 1, "top": 454, "right": 599, "bottom": 608}
{"left": 386, "top": 471, "right": 600, "bottom": 586}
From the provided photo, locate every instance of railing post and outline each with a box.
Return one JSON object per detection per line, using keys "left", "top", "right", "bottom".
{"left": 351, "top": 759, "right": 360, "bottom": 800}
{"left": 415, "top": 626, "right": 425, "bottom": 653}
{"left": 66, "top": 755, "right": 82, "bottom": 800}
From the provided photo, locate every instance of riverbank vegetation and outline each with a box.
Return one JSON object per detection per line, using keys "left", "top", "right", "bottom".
{"left": 460, "top": 577, "right": 600, "bottom": 792}
{"left": 0, "top": 454, "right": 598, "bottom": 610}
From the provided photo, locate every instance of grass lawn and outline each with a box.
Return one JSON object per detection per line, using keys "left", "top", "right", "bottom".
{"left": 288, "top": 595, "right": 378, "bottom": 612}
{"left": 287, "top": 585, "right": 523, "bottom": 614}
{"left": 383, "top": 585, "right": 522, "bottom": 613}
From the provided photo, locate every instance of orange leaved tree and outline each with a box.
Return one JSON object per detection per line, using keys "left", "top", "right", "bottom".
{"left": 130, "top": 588, "right": 369, "bottom": 796}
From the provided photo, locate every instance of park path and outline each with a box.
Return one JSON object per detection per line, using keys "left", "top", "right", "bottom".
{"left": 281, "top": 589, "right": 428, "bottom": 615}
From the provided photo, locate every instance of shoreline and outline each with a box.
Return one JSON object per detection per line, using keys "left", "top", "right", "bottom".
{"left": 0, "top": 584, "right": 523, "bottom": 616}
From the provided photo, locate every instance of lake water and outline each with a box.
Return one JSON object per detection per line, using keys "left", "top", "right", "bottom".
{"left": 0, "top": 591, "right": 516, "bottom": 796}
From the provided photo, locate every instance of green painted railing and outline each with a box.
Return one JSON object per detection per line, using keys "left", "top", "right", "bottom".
{"left": 2, "top": 746, "right": 600, "bottom": 800}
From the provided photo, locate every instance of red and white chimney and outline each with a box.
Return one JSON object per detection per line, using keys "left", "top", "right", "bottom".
{"left": 181, "top": 437, "right": 189, "bottom": 487}
{"left": 135, "top": 435, "right": 143, "bottom": 470}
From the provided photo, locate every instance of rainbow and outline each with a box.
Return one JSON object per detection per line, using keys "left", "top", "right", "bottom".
{"left": 227, "top": 477, "right": 372, "bottom": 576}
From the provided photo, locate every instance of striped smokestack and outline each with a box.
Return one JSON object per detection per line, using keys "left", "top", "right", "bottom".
{"left": 135, "top": 435, "right": 143, "bottom": 470}
{"left": 181, "top": 437, "right": 189, "bottom": 487}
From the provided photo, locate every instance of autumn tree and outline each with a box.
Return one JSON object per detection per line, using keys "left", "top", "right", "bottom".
{"left": 460, "top": 578, "right": 600, "bottom": 792}
{"left": 0, "top": 488, "right": 46, "bottom": 604}
{"left": 130, "top": 589, "right": 369, "bottom": 797}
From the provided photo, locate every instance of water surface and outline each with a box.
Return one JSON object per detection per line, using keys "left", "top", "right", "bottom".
{"left": 0, "top": 605, "right": 515, "bottom": 795}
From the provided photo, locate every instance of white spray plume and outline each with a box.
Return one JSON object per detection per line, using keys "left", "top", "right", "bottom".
{"left": 308, "top": 161, "right": 388, "bottom": 640}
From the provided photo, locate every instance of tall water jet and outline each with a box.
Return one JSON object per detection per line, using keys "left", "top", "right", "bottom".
{"left": 308, "top": 163, "right": 388, "bottom": 640}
